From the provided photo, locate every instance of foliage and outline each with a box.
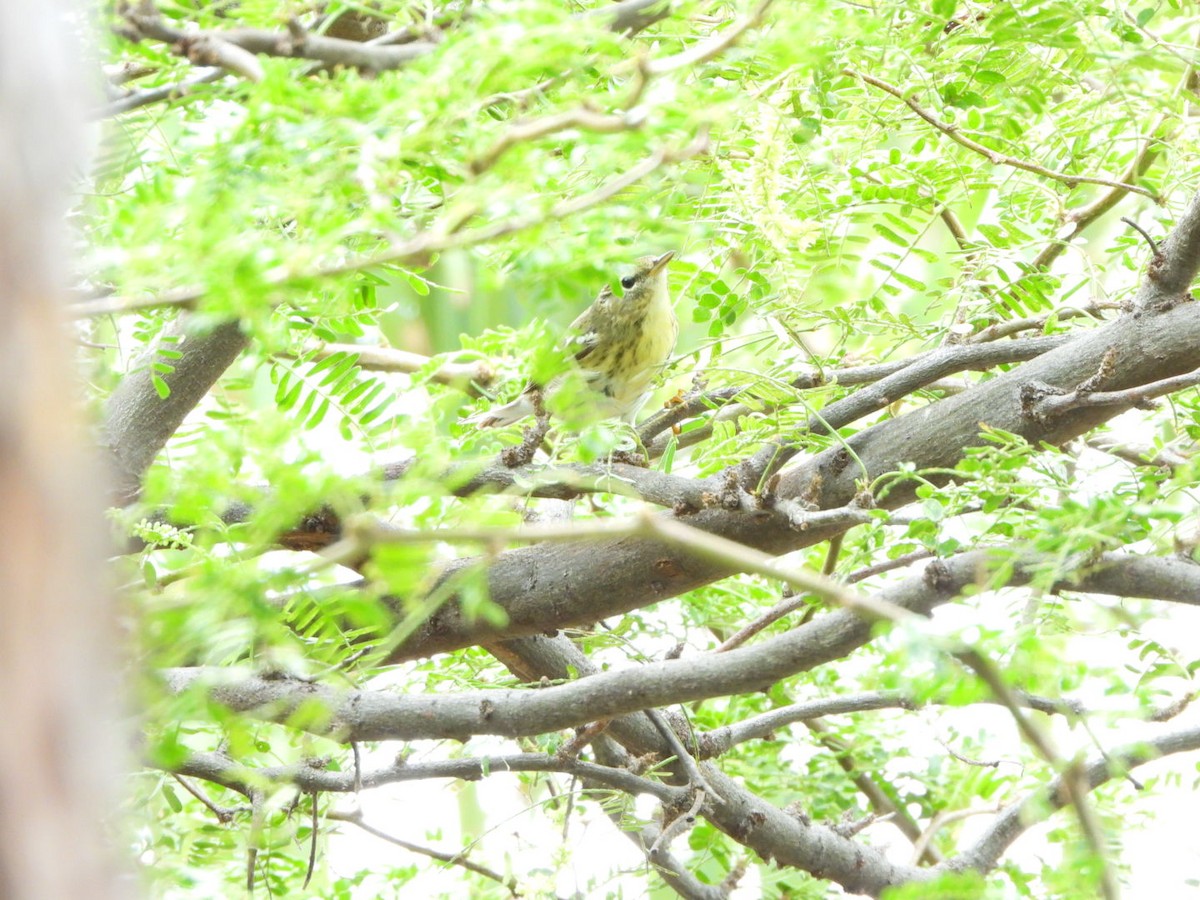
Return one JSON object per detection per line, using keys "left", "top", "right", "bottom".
{"left": 89, "top": 1, "right": 1200, "bottom": 898}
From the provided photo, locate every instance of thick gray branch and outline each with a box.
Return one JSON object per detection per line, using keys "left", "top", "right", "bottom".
{"left": 380, "top": 457, "right": 712, "bottom": 508}
{"left": 391, "top": 295, "right": 1200, "bottom": 660}
{"left": 1134, "top": 189, "right": 1200, "bottom": 304}
{"left": 648, "top": 333, "right": 1070, "bottom": 456}
{"left": 171, "top": 749, "right": 684, "bottom": 803}
{"left": 165, "top": 549, "right": 1200, "bottom": 896}
{"left": 102, "top": 317, "right": 247, "bottom": 502}
{"left": 698, "top": 763, "right": 929, "bottom": 896}
{"left": 166, "top": 551, "right": 1200, "bottom": 743}
{"left": 120, "top": 10, "right": 437, "bottom": 75}
{"left": 511, "top": 631, "right": 921, "bottom": 898}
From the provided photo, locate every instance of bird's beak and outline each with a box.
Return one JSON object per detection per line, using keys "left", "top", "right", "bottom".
{"left": 649, "top": 251, "right": 675, "bottom": 275}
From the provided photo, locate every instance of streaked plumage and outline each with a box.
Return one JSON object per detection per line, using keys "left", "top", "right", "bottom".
{"left": 464, "top": 251, "right": 677, "bottom": 428}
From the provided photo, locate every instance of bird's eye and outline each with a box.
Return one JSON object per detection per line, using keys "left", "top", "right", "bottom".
{"left": 620, "top": 275, "right": 637, "bottom": 290}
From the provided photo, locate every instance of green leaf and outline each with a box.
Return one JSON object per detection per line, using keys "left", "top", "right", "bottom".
{"left": 162, "top": 783, "right": 183, "bottom": 813}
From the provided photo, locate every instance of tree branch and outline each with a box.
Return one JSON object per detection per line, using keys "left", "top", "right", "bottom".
{"left": 701, "top": 689, "right": 1086, "bottom": 757}
{"left": 955, "top": 649, "right": 1118, "bottom": 899}
{"left": 1133, "top": 189, "right": 1200, "bottom": 306}
{"left": 594, "top": 0, "right": 673, "bottom": 35}
{"left": 471, "top": 104, "right": 648, "bottom": 175}
{"left": 645, "top": 0, "right": 775, "bottom": 75}
{"left": 699, "top": 762, "right": 930, "bottom": 896}
{"left": 966, "top": 303, "right": 1121, "bottom": 344}
{"left": 602, "top": 804, "right": 729, "bottom": 900}
{"left": 642, "top": 334, "right": 1070, "bottom": 454}
{"left": 152, "top": 328, "right": 1074, "bottom": 556}
{"left": 165, "top": 549, "right": 1200, "bottom": 743}
{"left": 170, "top": 748, "right": 686, "bottom": 804}
{"left": 670, "top": 333, "right": 1071, "bottom": 467}
{"left": 1031, "top": 33, "right": 1200, "bottom": 273}
{"left": 844, "top": 68, "right": 1159, "bottom": 201}
{"left": 101, "top": 317, "right": 248, "bottom": 503}
{"left": 953, "top": 723, "right": 1200, "bottom": 873}
{"left": 118, "top": 6, "right": 438, "bottom": 75}
{"left": 95, "top": 66, "right": 225, "bottom": 118}
{"left": 1025, "top": 364, "right": 1200, "bottom": 420}
{"left": 327, "top": 808, "right": 520, "bottom": 895}
{"left": 381, "top": 252, "right": 1200, "bottom": 660}
{"left": 298, "top": 341, "right": 495, "bottom": 388}
{"left": 71, "top": 131, "right": 709, "bottom": 320}
{"left": 1085, "top": 435, "right": 1192, "bottom": 471}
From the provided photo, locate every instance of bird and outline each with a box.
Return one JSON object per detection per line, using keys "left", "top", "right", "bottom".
{"left": 463, "top": 251, "right": 678, "bottom": 429}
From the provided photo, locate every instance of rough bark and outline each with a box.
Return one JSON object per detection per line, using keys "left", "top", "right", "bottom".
{"left": 165, "top": 549, "right": 1200, "bottom": 743}
{"left": 391, "top": 298, "right": 1200, "bottom": 661}
{"left": 102, "top": 316, "right": 247, "bottom": 502}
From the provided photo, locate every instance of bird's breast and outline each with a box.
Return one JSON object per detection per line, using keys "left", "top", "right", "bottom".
{"left": 581, "top": 293, "right": 677, "bottom": 409}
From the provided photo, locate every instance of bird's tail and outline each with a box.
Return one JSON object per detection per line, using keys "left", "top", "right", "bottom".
{"left": 460, "top": 394, "right": 535, "bottom": 429}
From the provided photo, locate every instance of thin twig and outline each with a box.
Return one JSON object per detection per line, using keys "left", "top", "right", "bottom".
{"left": 1150, "top": 690, "right": 1198, "bottom": 723}
{"left": 333, "top": 130, "right": 709, "bottom": 277}
{"left": 938, "top": 737, "right": 1003, "bottom": 769}
{"left": 67, "top": 284, "right": 203, "bottom": 318}
{"left": 302, "top": 793, "right": 318, "bottom": 889}
{"left": 246, "top": 789, "right": 264, "bottom": 893}
{"left": 104, "top": 60, "right": 157, "bottom": 85}
{"left": 910, "top": 805, "right": 999, "bottom": 866}
{"left": 589, "top": 754, "right": 728, "bottom": 900}
{"left": 328, "top": 808, "right": 520, "bottom": 896}
{"left": 645, "top": 0, "right": 776, "bottom": 74}
{"left": 955, "top": 649, "right": 1119, "bottom": 900}
{"left": 1121, "top": 216, "right": 1162, "bottom": 259}
{"left": 299, "top": 341, "right": 495, "bottom": 388}
{"left": 862, "top": 171, "right": 972, "bottom": 253}
{"left": 832, "top": 810, "right": 889, "bottom": 838}
{"left": 480, "top": 74, "right": 564, "bottom": 110}
{"left": 639, "top": 511, "right": 921, "bottom": 625}
{"left": 967, "top": 303, "right": 1121, "bottom": 344}
{"left": 645, "top": 709, "right": 722, "bottom": 802}
{"left": 557, "top": 720, "right": 612, "bottom": 759}
{"left": 844, "top": 68, "right": 1159, "bottom": 201}
{"left": 171, "top": 773, "right": 244, "bottom": 823}
{"left": 805, "top": 718, "right": 942, "bottom": 864}
{"left": 703, "top": 689, "right": 1085, "bottom": 757}
{"left": 471, "top": 106, "right": 646, "bottom": 175}
{"left": 649, "top": 789, "right": 707, "bottom": 859}
{"left": 171, "top": 748, "right": 687, "bottom": 804}
{"left": 846, "top": 549, "right": 936, "bottom": 583}
{"left": 71, "top": 132, "right": 708, "bottom": 319}
{"left": 96, "top": 67, "right": 225, "bottom": 118}
{"left": 716, "top": 591, "right": 811, "bottom": 651}
{"left": 1085, "top": 436, "right": 1192, "bottom": 471}
{"left": 1033, "top": 107, "right": 1173, "bottom": 271}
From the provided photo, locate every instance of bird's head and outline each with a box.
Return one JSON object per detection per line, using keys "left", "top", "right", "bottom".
{"left": 617, "top": 251, "right": 674, "bottom": 305}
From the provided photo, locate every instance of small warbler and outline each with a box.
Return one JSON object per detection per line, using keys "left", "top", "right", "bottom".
{"left": 464, "top": 251, "right": 677, "bottom": 428}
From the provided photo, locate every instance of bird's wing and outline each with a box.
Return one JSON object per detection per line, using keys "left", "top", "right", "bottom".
{"left": 566, "top": 286, "right": 610, "bottom": 362}
{"left": 567, "top": 330, "right": 600, "bottom": 363}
